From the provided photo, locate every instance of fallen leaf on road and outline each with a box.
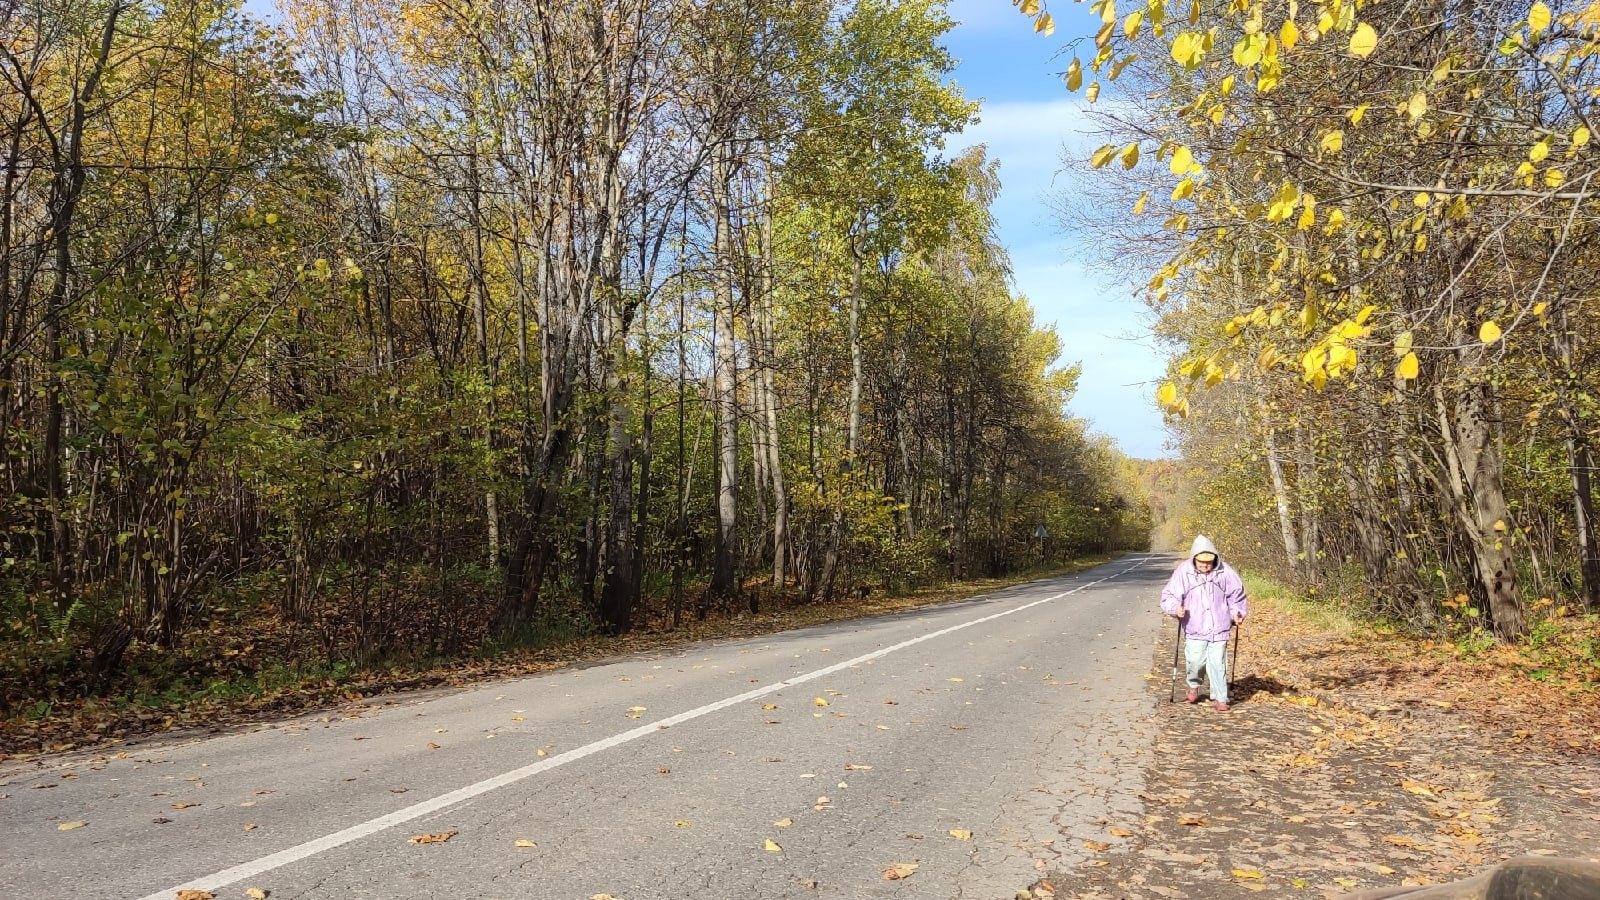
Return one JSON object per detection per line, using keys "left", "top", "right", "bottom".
{"left": 883, "top": 863, "right": 918, "bottom": 880}
{"left": 246, "top": 889, "right": 269, "bottom": 899}
{"left": 409, "top": 831, "right": 456, "bottom": 844}
{"left": 244, "top": 824, "right": 257, "bottom": 831}
{"left": 949, "top": 829, "right": 972, "bottom": 840}
{"left": 1110, "top": 828, "right": 1133, "bottom": 837}
{"left": 172, "top": 803, "right": 197, "bottom": 809}
{"left": 175, "top": 891, "right": 214, "bottom": 900}
{"left": 1177, "top": 815, "right": 1208, "bottom": 826}
{"left": 1400, "top": 780, "right": 1439, "bottom": 797}
{"left": 1335, "top": 878, "right": 1359, "bottom": 887}
{"left": 1084, "top": 840, "right": 1110, "bottom": 852}
{"left": 813, "top": 697, "right": 829, "bottom": 707}
{"left": 674, "top": 820, "right": 691, "bottom": 827}
{"left": 762, "top": 704, "right": 778, "bottom": 710}
{"left": 776, "top": 818, "right": 793, "bottom": 827}
{"left": 845, "top": 764, "right": 872, "bottom": 770}
{"left": 1231, "top": 868, "right": 1264, "bottom": 879}
{"left": 57, "top": 821, "right": 86, "bottom": 831}
{"left": 427, "top": 743, "right": 440, "bottom": 750}
{"left": 240, "top": 801, "right": 256, "bottom": 807}
{"left": 948, "top": 678, "right": 964, "bottom": 683}
{"left": 515, "top": 839, "right": 537, "bottom": 848}
{"left": 765, "top": 839, "right": 783, "bottom": 853}
{"left": 628, "top": 707, "right": 646, "bottom": 712}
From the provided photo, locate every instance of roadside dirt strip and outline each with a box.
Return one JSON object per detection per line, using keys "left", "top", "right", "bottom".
{"left": 1026, "top": 620, "right": 1600, "bottom": 899}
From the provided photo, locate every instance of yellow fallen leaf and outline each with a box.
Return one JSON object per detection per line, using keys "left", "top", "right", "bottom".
{"left": 765, "top": 839, "right": 783, "bottom": 853}
{"left": 1232, "top": 868, "right": 1264, "bottom": 879}
{"left": 1084, "top": 840, "right": 1110, "bottom": 851}
{"left": 948, "top": 677, "right": 964, "bottom": 683}
{"left": 176, "top": 891, "right": 215, "bottom": 900}
{"left": 514, "top": 839, "right": 537, "bottom": 848}
{"left": 57, "top": 821, "right": 87, "bottom": 831}
{"left": 1178, "top": 815, "right": 1209, "bottom": 826}
{"left": 1335, "top": 877, "right": 1359, "bottom": 887}
{"left": 172, "top": 803, "right": 198, "bottom": 810}
{"left": 511, "top": 716, "right": 525, "bottom": 721}
{"left": 883, "top": 862, "right": 919, "bottom": 880}
{"left": 409, "top": 831, "right": 457, "bottom": 844}
{"left": 243, "top": 823, "right": 258, "bottom": 831}
{"left": 628, "top": 706, "right": 646, "bottom": 712}
{"left": 246, "top": 890, "right": 269, "bottom": 900}
{"left": 845, "top": 764, "right": 873, "bottom": 770}
{"left": 775, "top": 818, "right": 793, "bottom": 827}
{"left": 813, "top": 697, "right": 829, "bottom": 707}
{"left": 1110, "top": 828, "right": 1133, "bottom": 837}
{"left": 1377, "top": 865, "right": 1397, "bottom": 875}
{"left": 674, "top": 820, "right": 691, "bottom": 827}
{"left": 1400, "top": 780, "right": 1437, "bottom": 797}
{"left": 761, "top": 704, "right": 778, "bottom": 710}
{"left": 949, "top": 829, "right": 973, "bottom": 840}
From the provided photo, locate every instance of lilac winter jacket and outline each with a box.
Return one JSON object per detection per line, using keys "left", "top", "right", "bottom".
{"left": 1160, "top": 559, "right": 1247, "bottom": 642}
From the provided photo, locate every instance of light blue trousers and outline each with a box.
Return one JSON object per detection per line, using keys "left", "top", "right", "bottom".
{"left": 1184, "top": 637, "right": 1230, "bottom": 703}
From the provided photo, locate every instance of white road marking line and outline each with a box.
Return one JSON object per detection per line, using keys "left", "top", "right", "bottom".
{"left": 137, "top": 558, "right": 1152, "bottom": 900}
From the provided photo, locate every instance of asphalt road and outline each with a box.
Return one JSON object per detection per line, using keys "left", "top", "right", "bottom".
{"left": 2, "top": 554, "right": 1172, "bottom": 900}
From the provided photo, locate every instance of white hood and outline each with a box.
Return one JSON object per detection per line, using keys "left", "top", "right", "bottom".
{"left": 1188, "top": 534, "right": 1220, "bottom": 564}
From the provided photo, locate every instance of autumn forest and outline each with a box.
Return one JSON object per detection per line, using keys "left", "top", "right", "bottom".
{"left": 0, "top": 0, "right": 1151, "bottom": 724}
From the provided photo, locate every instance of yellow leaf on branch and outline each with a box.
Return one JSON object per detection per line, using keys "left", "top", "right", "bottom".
{"left": 1348, "top": 22, "right": 1377, "bottom": 57}
{"left": 1169, "top": 145, "right": 1194, "bottom": 174}
{"left": 1479, "top": 321, "right": 1503, "bottom": 343}
{"left": 1529, "top": 1, "right": 1552, "bottom": 34}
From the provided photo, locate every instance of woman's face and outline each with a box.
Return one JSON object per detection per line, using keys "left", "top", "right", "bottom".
{"left": 1194, "top": 556, "right": 1215, "bottom": 573}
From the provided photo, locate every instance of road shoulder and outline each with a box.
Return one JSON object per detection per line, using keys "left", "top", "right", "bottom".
{"left": 1027, "top": 596, "right": 1600, "bottom": 899}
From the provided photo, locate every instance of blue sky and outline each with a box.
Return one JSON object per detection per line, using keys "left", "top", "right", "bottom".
{"left": 943, "top": 0, "right": 1169, "bottom": 459}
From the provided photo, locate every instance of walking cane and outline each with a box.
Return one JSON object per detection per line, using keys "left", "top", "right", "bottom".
{"left": 1228, "top": 621, "right": 1241, "bottom": 699}
{"left": 1168, "top": 619, "right": 1183, "bottom": 703}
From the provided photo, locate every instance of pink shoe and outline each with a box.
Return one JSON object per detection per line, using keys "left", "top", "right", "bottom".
{"left": 1185, "top": 688, "right": 1200, "bottom": 703}
{"left": 1214, "top": 701, "right": 1230, "bottom": 711}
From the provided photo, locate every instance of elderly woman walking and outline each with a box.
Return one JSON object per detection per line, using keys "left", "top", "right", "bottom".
{"left": 1161, "top": 535, "right": 1248, "bottom": 710}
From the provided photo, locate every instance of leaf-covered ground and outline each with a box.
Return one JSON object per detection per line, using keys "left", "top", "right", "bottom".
{"left": 0, "top": 560, "right": 1116, "bottom": 762}
{"left": 1027, "top": 591, "right": 1600, "bottom": 899}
